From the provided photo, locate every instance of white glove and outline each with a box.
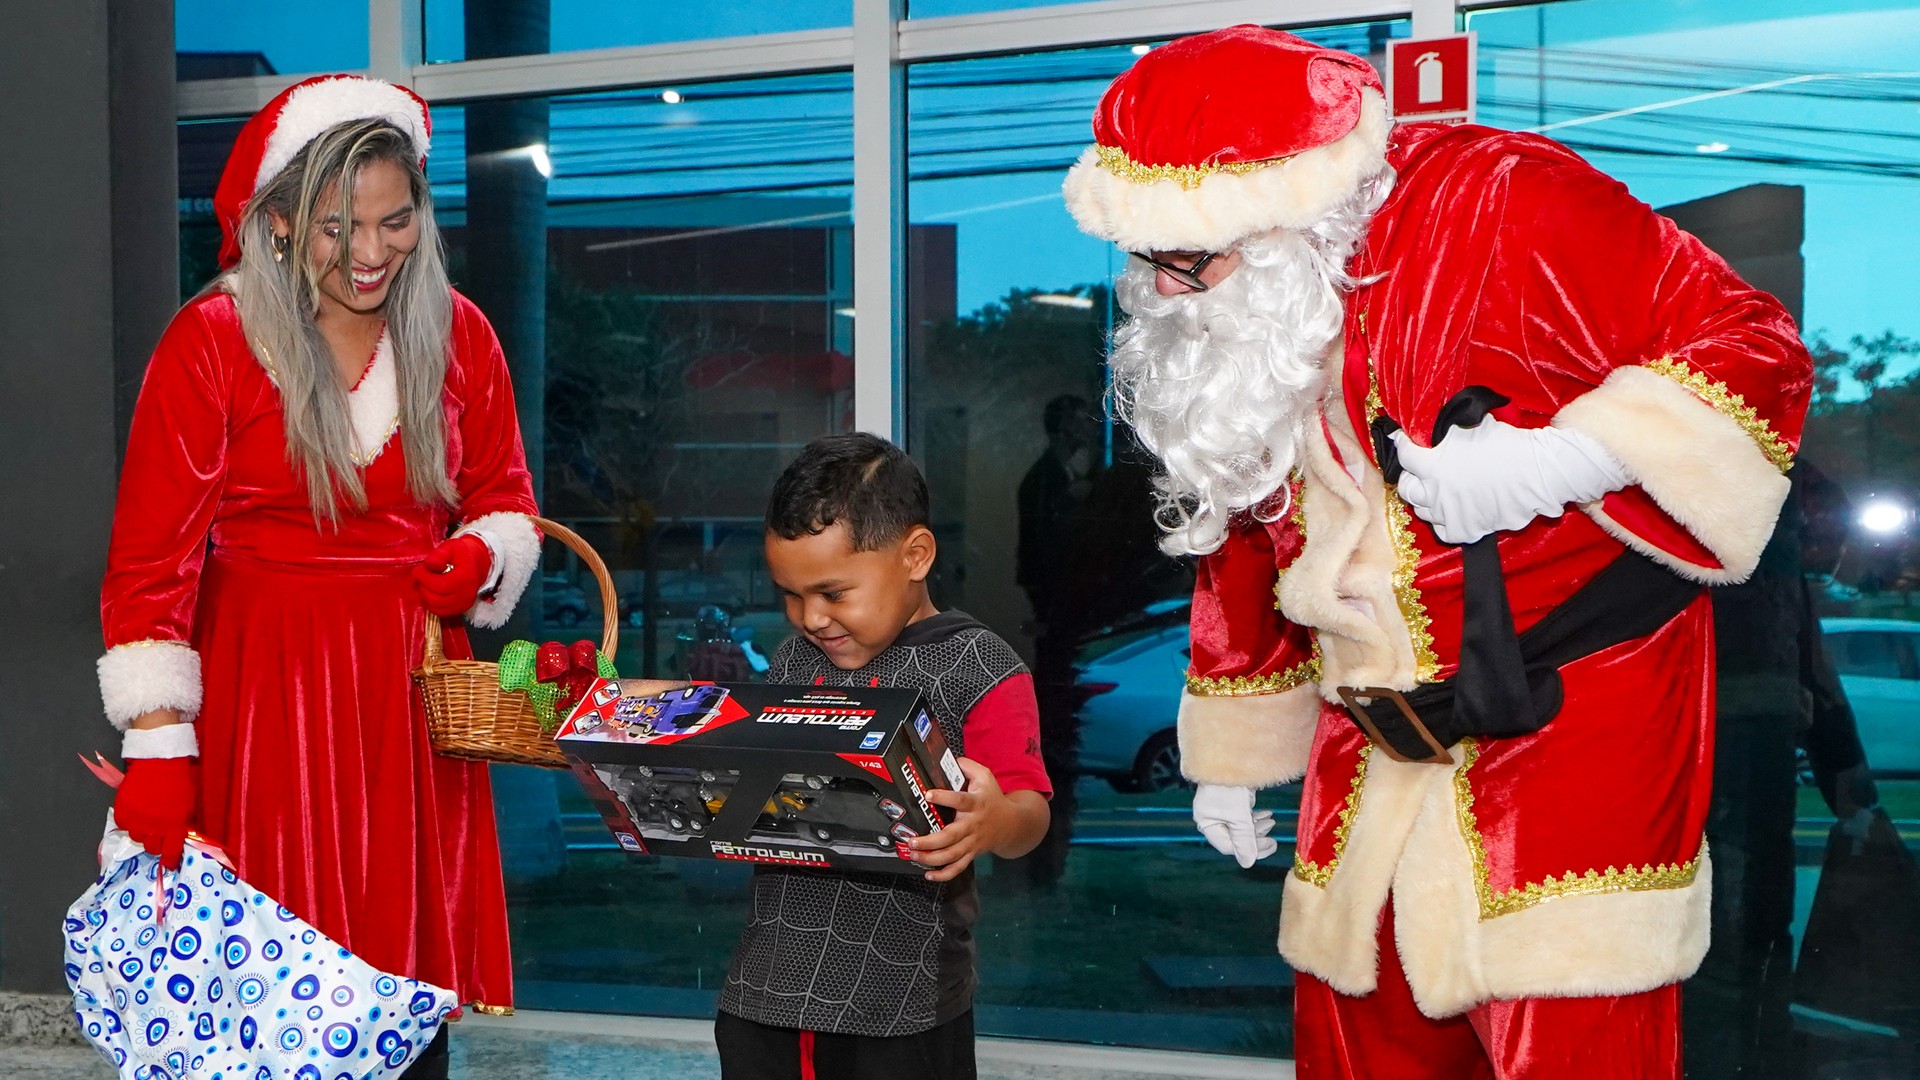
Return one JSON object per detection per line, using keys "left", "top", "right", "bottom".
{"left": 1389, "top": 419, "right": 1632, "bottom": 545}
{"left": 1192, "top": 784, "right": 1278, "bottom": 868}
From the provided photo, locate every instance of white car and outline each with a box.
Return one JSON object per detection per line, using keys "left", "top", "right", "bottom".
{"left": 1820, "top": 617, "right": 1920, "bottom": 775}
{"left": 1075, "top": 611, "right": 1190, "bottom": 793}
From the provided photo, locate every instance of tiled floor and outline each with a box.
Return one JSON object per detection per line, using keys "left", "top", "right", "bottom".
{"left": 6, "top": 1011, "right": 1287, "bottom": 1080}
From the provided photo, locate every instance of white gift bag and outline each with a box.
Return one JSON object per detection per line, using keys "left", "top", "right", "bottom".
{"left": 65, "top": 826, "right": 458, "bottom": 1079}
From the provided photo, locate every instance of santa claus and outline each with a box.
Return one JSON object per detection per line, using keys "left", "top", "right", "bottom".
{"left": 1066, "top": 26, "right": 1811, "bottom": 1077}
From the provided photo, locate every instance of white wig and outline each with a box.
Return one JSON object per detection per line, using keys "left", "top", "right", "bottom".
{"left": 1108, "top": 169, "right": 1393, "bottom": 556}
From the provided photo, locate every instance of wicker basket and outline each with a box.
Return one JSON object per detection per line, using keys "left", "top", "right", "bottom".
{"left": 414, "top": 516, "right": 618, "bottom": 769}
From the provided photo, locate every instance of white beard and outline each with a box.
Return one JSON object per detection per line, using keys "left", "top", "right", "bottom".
{"left": 1108, "top": 176, "right": 1389, "bottom": 557}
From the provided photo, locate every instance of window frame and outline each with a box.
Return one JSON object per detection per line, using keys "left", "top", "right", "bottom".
{"left": 173, "top": 0, "right": 1461, "bottom": 448}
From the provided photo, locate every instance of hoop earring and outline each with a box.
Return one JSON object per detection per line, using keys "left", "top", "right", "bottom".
{"left": 272, "top": 233, "right": 289, "bottom": 262}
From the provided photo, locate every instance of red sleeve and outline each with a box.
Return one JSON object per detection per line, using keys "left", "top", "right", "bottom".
{"left": 1178, "top": 516, "right": 1325, "bottom": 788}
{"left": 96, "top": 301, "right": 232, "bottom": 727}
{"left": 961, "top": 672, "right": 1052, "bottom": 799}
{"left": 1499, "top": 156, "right": 1810, "bottom": 582}
{"left": 1188, "top": 517, "right": 1316, "bottom": 693}
{"left": 101, "top": 303, "right": 230, "bottom": 651}
{"left": 1503, "top": 156, "right": 1809, "bottom": 440}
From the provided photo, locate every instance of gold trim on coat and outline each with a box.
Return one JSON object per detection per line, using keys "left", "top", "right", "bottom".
{"left": 1643, "top": 356, "right": 1794, "bottom": 473}
{"left": 1293, "top": 744, "right": 1371, "bottom": 887}
{"left": 1187, "top": 653, "right": 1320, "bottom": 697}
{"left": 1453, "top": 739, "right": 1704, "bottom": 919}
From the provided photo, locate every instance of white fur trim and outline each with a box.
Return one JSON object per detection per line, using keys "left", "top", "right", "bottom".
{"left": 256, "top": 77, "right": 430, "bottom": 192}
{"left": 1282, "top": 403, "right": 1422, "bottom": 697}
{"left": 1178, "top": 685, "right": 1324, "bottom": 788}
{"left": 1554, "top": 364, "right": 1789, "bottom": 585}
{"left": 97, "top": 641, "right": 202, "bottom": 730}
{"left": 458, "top": 512, "right": 540, "bottom": 630}
{"left": 1063, "top": 91, "right": 1390, "bottom": 252}
{"left": 1389, "top": 755, "right": 1711, "bottom": 1016}
{"left": 122, "top": 723, "right": 200, "bottom": 760}
{"left": 347, "top": 330, "right": 398, "bottom": 464}
{"left": 1278, "top": 743, "right": 1712, "bottom": 1018}
{"left": 1279, "top": 749, "right": 1444, "bottom": 997}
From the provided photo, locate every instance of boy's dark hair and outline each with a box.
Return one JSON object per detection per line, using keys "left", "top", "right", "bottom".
{"left": 765, "top": 433, "right": 931, "bottom": 551}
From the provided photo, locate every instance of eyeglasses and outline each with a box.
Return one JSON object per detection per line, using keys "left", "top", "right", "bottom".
{"left": 1131, "top": 250, "right": 1222, "bottom": 291}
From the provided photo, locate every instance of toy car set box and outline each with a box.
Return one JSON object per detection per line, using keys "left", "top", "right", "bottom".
{"left": 554, "top": 679, "right": 966, "bottom": 874}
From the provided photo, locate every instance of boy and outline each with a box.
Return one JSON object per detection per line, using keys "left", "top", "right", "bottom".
{"left": 716, "top": 433, "right": 1053, "bottom": 1080}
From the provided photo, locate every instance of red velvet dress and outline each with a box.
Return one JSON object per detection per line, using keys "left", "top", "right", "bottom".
{"left": 99, "top": 289, "right": 536, "bottom": 1010}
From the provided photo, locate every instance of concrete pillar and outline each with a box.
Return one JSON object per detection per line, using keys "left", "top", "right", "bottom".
{"left": 463, "top": 0, "right": 551, "bottom": 504}
{"left": 0, "top": 0, "right": 178, "bottom": 993}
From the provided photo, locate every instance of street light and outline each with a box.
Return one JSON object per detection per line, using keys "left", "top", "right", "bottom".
{"left": 526, "top": 143, "right": 553, "bottom": 178}
{"left": 1859, "top": 498, "right": 1909, "bottom": 535}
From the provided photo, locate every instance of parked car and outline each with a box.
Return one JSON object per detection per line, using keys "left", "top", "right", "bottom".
{"left": 1820, "top": 617, "right": 1920, "bottom": 775}
{"left": 1074, "top": 603, "right": 1191, "bottom": 793}
{"left": 542, "top": 575, "right": 591, "bottom": 627}
{"left": 619, "top": 574, "right": 746, "bottom": 623}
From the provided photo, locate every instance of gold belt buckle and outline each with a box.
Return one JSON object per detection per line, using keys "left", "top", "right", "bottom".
{"left": 1336, "top": 686, "right": 1454, "bottom": 766}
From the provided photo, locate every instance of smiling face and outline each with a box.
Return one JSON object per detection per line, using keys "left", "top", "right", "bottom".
{"left": 765, "top": 521, "right": 937, "bottom": 670}
{"left": 273, "top": 156, "right": 419, "bottom": 322}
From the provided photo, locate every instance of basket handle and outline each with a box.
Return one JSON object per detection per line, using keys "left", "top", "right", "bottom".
{"left": 421, "top": 515, "right": 621, "bottom": 666}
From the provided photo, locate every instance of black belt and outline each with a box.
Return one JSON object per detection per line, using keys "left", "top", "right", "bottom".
{"left": 1344, "top": 387, "right": 1703, "bottom": 764}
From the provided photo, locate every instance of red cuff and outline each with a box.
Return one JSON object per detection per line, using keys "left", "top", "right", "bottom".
{"left": 1595, "top": 485, "right": 1722, "bottom": 569}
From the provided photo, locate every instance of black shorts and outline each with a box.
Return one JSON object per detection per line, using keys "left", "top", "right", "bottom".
{"left": 715, "top": 1009, "right": 977, "bottom": 1080}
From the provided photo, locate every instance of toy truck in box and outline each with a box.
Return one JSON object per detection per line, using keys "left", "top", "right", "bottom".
{"left": 555, "top": 680, "right": 965, "bottom": 874}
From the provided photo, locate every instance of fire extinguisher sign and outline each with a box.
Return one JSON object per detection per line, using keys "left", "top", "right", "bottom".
{"left": 1386, "top": 31, "right": 1477, "bottom": 125}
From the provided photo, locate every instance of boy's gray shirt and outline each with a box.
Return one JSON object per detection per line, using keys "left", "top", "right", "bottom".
{"left": 717, "top": 611, "right": 1026, "bottom": 1036}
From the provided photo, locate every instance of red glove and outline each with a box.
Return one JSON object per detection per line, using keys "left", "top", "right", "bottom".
{"left": 115, "top": 756, "right": 197, "bottom": 871}
{"left": 412, "top": 534, "right": 493, "bottom": 617}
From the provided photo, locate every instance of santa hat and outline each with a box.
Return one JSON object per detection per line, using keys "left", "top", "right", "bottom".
{"left": 1063, "top": 25, "right": 1389, "bottom": 253}
{"left": 214, "top": 75, "right": 432, "bottom": 269}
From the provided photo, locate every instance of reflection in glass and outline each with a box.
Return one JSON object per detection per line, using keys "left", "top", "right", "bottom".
{"left": 179, "top": 119, "right": 247, "bottom": 297}
{"left": 175, "top": 0, "right": 369, "bottom": 79}
{"left": 423, "top": 76, "right": 863, "bottom": 676}
{"left": 425, "top": 0, "right": 853, "bottom": 65}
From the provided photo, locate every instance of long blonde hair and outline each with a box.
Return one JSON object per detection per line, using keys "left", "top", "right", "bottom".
{"left": 224, "top": 118, "right": 459, "bottom": 525}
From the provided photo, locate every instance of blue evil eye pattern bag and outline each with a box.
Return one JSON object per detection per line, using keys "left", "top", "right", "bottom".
{"left": 64, "top": 828, "right": 458, "bottom": 1079}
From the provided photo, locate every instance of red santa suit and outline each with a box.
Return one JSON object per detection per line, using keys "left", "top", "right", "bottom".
{"left": 96, "top": 77, "right": 540, "bottom": 1013}
{"left": 1066, "top": 27, "right": 1811, "bottom": 1076}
